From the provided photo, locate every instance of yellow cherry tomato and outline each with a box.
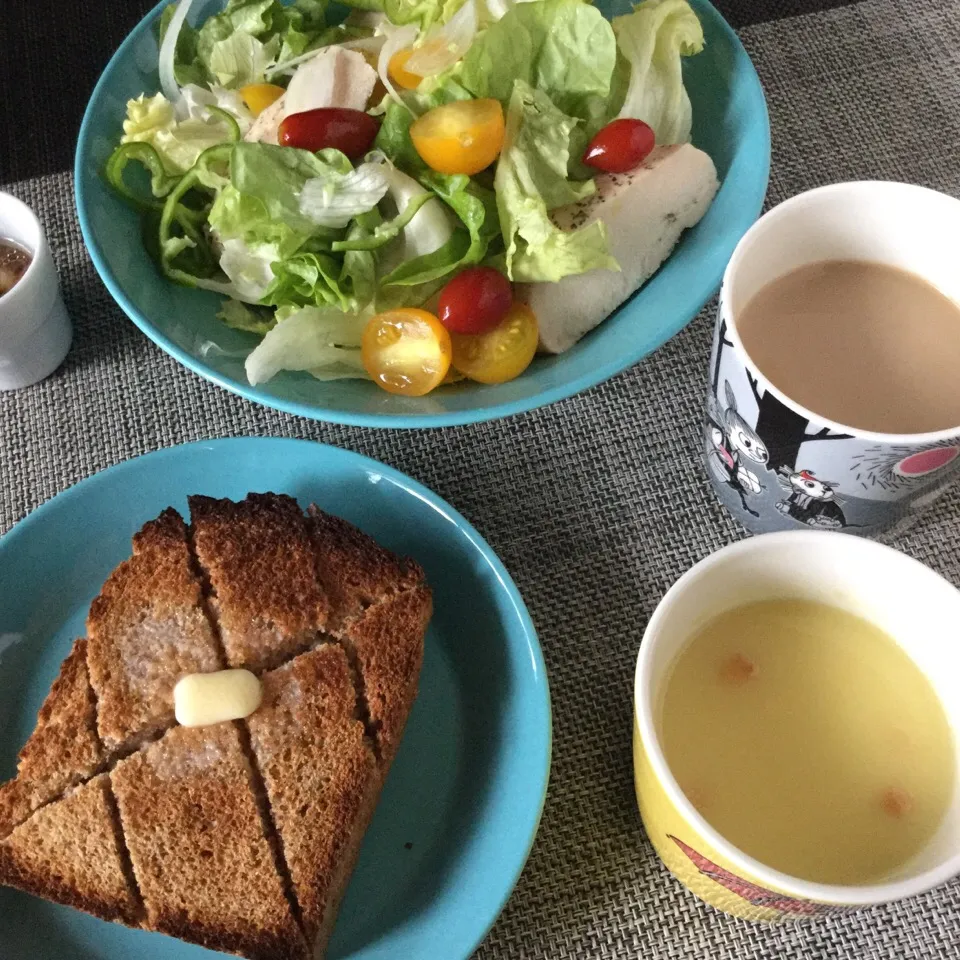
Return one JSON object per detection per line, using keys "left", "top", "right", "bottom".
{"left": 451, "top": 302, "right": 539, "bottom": 384}
{"left": 239, "top": 83, "right": 286, "bottom": 117}
{"left": 388, "top": 49, "right": 423, "bottom": 91}
{"left": 410, "top": 98, "right": 505, "bottom": 176}
{"left": 362, "top": 308, "right": 452, "bottom": 396}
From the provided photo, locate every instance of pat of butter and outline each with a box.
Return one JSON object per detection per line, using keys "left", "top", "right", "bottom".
{"left": 174, "top": 669, "right": 263, "bottom": 728}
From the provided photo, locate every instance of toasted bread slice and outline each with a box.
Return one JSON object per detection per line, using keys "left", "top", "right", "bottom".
{"left": 247, "top": 645, "right": 379, "bottom": 953}
{"left": 87, "top": 509, "right": 223, "bottom": 751}
{"left": 307, "top": 507, "right": 425, "bottom": 631}
{"left": 112, "top": 722, "right": 308, "bottom": 960}
{"left": 1, "top": 497, "right": 433, "bottom": 959}
{"left": 0, "top": 638, "right": 104, "bottom": 839}
{"left": 340, "top": 586, "right": 431, "bottom": 766}
{"left": 190, "top": 494, "right": 329, "bottom": 672}
{"left": 0, "top": 774, "right": 140, "bottom": 925}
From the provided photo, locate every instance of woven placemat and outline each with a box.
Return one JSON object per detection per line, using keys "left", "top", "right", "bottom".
{"left": 3, "top": 0, "right": 960, "bottom": 957}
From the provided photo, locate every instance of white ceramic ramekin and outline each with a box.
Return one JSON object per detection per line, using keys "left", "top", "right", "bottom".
{"left": 0, "top": 192, "right": 72, "bottom": 390}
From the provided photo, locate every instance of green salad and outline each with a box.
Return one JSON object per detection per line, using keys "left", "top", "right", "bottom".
{"left": 107, "top": 0, "right": 706, "bottom": 395}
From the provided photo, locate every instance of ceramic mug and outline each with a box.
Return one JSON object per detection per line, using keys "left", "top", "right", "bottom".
{"left": 633, "top": 531, "right": 960, "bottom": 922}
{"left": 704, "top": 182, "right": 960, "bottom": 537}
{"left": 0, "top": 192, "right": 72, "bottom": 390}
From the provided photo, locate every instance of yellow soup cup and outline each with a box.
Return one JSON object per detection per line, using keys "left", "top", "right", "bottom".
{"left": 633, "top": 531, "right": 960, "bottom": 921}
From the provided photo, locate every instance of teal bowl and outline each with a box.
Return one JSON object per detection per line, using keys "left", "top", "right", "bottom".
{"left": 75, "top": 0, "right": 770, "bottom": 427}
{"left": 0, "top": 438, "right": 550, "bottom": 959}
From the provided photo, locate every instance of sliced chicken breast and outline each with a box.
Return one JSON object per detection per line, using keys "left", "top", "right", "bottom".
{"left": 520, "top": 143, "right": 720, "bottom": 354}
{"left": 244, "top": 47, "right": 378, "bottom": 146}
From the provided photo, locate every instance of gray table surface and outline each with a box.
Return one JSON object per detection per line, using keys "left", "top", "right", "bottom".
{"left": 3, "top": 0, "right": 960, "bottom": 957}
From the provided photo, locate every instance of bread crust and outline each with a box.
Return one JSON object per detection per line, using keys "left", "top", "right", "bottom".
{"left": 340, "top": 586, "right": 432, "bottom": 767}
{"left": 0, "top": 638, "right": 104, "bottom": 839}
{"left": 86, "top": 508, "right": 223, "bottom": 751}
{"left": 0, "top": 775, "right": 140, "bottom": 925}
{"left": 307, "top": 507, "right": 425, "bottom": 630}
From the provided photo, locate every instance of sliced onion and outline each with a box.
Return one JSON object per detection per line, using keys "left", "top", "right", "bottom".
{"left": 266, "top": 33, "right": 387, "bottom": 79}
{"left": 342, "top": 35, "right": 388, "bottom": 57}
{"left": 158, "top": 0, "right": 196, "bottom": 103}
{"left": 264, "top": 48, "right": 321, "bottom": 79}
{"left": 378, "top": 24, "right": 419, "bottom": 112}
{"left": 266, "top": 36, "right": 386, "bottom": 82}
{"left": 405, "top": 0, "right": 478, "bottom": 78}
{"left": 299, "top": 164, "right": 391, "bottom": 228}
{"left": 265, "top": 45, "right": 327, "bottom": 79}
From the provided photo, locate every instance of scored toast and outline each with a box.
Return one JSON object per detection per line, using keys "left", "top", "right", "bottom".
{"left": 307, "top": 507, "right": 425, "bottom": 632}
{"left": 0, "top": 774, "right": 140, "bottom": 925}
{"left": 0, "top": 494, "right": 431, "bottom": 959}
{"left": 340, "top": 586, "right": 431, "bottom": 767}
{"left": 86, "top": 508, "right": 224, "bottom": 752}
{"left": 247, "top": 645, "right": 380, "bottom": 955}
{"left": 0, "top": 638, "right": 103, "bottom": 839}
{"left": 111, "top": 723, "right": 308, "bottom": 959}
{"left": 190, "top": 494, "right": 330, "bottom": 673}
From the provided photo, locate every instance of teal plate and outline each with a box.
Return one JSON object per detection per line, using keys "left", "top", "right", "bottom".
{"left": 0, "top": 438, "right": 550, "bottom": 959}
{"left": 74, "top": 0, "right": 770, "bottom": 428}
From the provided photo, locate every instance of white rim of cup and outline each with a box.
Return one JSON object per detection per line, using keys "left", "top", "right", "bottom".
{"left": 634, "top": 530, "right": 960, "bottom": 906}
{"left": 0, "top": 192, "right": 43, "bottom": 309}
{"left": 722, "top": 180, "right": 960, "bottom": 446}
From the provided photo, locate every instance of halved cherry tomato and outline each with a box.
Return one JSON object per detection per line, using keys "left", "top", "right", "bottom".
{"left": 410, "top": 99, "right": 505, "bottom": 176}
{"left": 582, "top": 118, "right": 655, "bottom": 174}
{"left": 279, "top": 108, "right": 380, "bottom": 160}
{"left": 388, "top": 49, "right": 423, "bottom": 90}
{"left": 438, "top": 266, "right": 512, "bottom": 335}
{"left": 362, "top": 308, "right": 452, "bottom": 396}
{"left": 451, "top": 302, "right": 538, "bottom": 384}
{"left": 239, "top": 83, "right": 285, "bottom": 117}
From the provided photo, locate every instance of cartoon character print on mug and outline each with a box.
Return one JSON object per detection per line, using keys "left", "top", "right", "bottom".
{"left": 704, "top": 286, "right": 960, "bottom": 536}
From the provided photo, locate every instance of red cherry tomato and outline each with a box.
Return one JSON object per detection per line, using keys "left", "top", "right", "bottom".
{"left": 438, "top": 266, "right": 513, "bottom": 335}
{"left": 278, "top": 108, "right": 380, "bottom": 160}
{"left": 582, "top": 118, "right": 655, "bottom": 174}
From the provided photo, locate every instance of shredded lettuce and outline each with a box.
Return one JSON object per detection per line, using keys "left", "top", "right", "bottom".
{"left": 339, "top": 0, "right": 542, "bottom": 30}
{"left": 160, "top": 0, "right": 331, "bottom": 90}
{"left": 119, "top": 92, "right": 242, "bottom": 175}
{"left": 206, "top": 31, "right": 281, "bottom": 87}
{"left": 218, "top": 299, "right": 278, "bottom": 333}
{"left": 260, "top": 249, "right": 347, "bottom": 308}
{"left": 379, "top": 169, "right": 499, "bottom": 285}
{"left": 613, "top": 0, "right": 704, "bottom": 144}
{"left": 218, "top": 237, "right": 283, "bottom": 300}
{"left": 245, "top": 305, "right": 370, "bottom": 384}
{"left": 257, "top": 211, "right": 380, "bottom": 314}
{"left": 274, "top": 0, "right": 331, "bottom": 60}
{"left": 176, "top": 83, "right": 253, "bottom": 130}
{"left": 459, "top": 0, "right": 617, "bottom": 123}
{"left": 208, "top": 143, "right": 353, "bottom": 254}
{"left": 201, "top": 144, "right": 388, "bottom": 313}
{"left": 361, "top": 0, "right": 464, "bottom": 31}
{"left": 495, "top": 80, "right": 617, "bottom": 282}
{"left": 299, "top": 163, "right": 391, "bottom": 228}
{"left": 373, "top": 91, "right": 500, "bottom": 285}
{"left": 362, "top": 164, "right": 455, "bottom": 259}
